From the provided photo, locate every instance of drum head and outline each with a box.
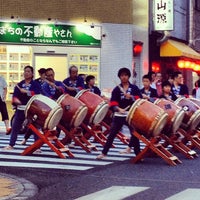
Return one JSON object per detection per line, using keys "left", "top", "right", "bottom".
{"left": 75, "top": 89, "right": 87, "bottom": 99}
{"left": 25, "top": 95, "right": 39, "bottom": 117}
{"left": 171, "top": 109, "right": 185, "bottom": 133}
{"left": 44, "top": 106, "right": 63, "bottom": 130}
{"left": 72, "top": 106, "right": 88, "bottom": 127}
{"left": 90, "top": 102, "right": 109, "bottom": 125}
{"left": 189, "top": 110, "right": 200, "bottom": 131}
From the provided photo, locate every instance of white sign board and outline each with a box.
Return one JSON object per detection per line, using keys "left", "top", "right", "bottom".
{"left": 153, "top": 0, "right": 174, "bottom": 31}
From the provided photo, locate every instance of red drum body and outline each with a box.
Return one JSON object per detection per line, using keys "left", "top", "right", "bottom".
{"left": 75, "top": 90, "right": 109, "bottom": 125}
{"left": 25, "top": 94, "right": 63, "bottom": 130}
{"left": 56, "top": 94, "right": 88, "bottom": 128}
{"left": 174, "top": 97, "right": 200, "bottom": 130}
{"left": 154, "top": 99, "right": 185, "bottom": 134}
{"left": 126, "top": 99, "right": 168, "bottom": 137}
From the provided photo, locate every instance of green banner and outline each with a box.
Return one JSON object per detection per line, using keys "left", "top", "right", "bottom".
{"left": 0, "top": 22, "right": 101, "bottom": 46}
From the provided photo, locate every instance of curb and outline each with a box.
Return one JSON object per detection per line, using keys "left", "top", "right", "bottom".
{"left": 0, "top": 173, "right": 38, "bottom": 200}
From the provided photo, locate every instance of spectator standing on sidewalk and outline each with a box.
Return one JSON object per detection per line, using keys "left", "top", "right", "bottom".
{"left": 0, "top": 75, "right": 11, "bottom": 135}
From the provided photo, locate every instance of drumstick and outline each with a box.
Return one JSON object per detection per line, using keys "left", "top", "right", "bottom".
{"left": 11, "top": 79, "right": 21, "bottom": 90}
{"left": 114, "top": 80, "right": 125, "bottom": 94}
{"left": 124, "top": 105, "right": 131, "bottom": 111}
{"left": 44, "top": 79, "right": 60, "bottom": 90}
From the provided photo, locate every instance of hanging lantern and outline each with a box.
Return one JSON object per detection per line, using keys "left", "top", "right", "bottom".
{"left": 152, "top": 61, "right": 160, "bottom": 72}
{"left": 177, "top": 60, "right": 185, "bottom": 68}
{"left": 184, "top": 61, "right": 191, "bottom": 69}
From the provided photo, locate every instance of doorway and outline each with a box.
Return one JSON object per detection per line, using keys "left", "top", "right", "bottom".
{"left": 34, "top": 54, "right": 68, "bottom": 81}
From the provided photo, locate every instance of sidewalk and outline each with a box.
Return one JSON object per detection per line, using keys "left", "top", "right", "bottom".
{"left": 0, "top": 173, "right": 38, "bottom": 200}
{"left": 0, "top": 122, "right": 38, "bottom": 199}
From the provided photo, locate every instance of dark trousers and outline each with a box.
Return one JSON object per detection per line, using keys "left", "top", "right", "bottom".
{"left": 102, "top": 116, "right": 140, "bottom": 155}
{"left": 0, "top": 97, "right": 9, "bottom": 121}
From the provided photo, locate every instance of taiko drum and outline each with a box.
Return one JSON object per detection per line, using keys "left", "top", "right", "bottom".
{"left": 56, "top": 94, "right": 88, "bottom": 128}
{"left": 174, "top": 97, "right": 200, "bottom": 131}
{"left": 154, "top": 98, "right": 185, "bottom": 134}
{"left": 75, "top": 90, "right": 109, "bottom": 125}
{"left": 126, "top": 99, "right": 168, "bottom": 138}
{"left": 25, "top": 94, "right": 63, "bottom": 130}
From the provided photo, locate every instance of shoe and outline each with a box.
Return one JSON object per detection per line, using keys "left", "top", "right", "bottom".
{"left": 20, "top": 139, "right": 27, "bottom": 145}
{"left": 6, "top": 128, "right": 12, "bottom": 135}
{"left": 96, "top": 154, "right": 106, "bottom": 160}
{"left": 119, "top": 147, "right": 132, "bottom": 154}
{"left": 34, "top": 149, "right": 42, "bottom": 153}
{"left": 68, "top": 143, "right": 75, "bottom": 148}
{"left": 3, "top": 145, "right": 14, "bottom": 150}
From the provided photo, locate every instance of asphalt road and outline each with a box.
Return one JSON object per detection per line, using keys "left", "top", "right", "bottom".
{"left": 0, "top": 124, "right": 200, "bottom": 200}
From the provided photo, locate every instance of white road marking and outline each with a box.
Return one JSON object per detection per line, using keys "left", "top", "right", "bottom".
{"left": 166, "top": 188, "right": 200, "bottom": 200}
{"left": 0, "top": 161, "right": 92, "bottom": 170}
{"left": 75, "top": 186, "right": 149, "bottom": 200}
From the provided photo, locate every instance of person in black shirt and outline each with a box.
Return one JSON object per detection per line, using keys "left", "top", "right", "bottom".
{"left": 140, "top": 74, "right": 158, "bottom": 103}
{"left": 97, "top": 67, "right": 142, "bottom": 159}
{"left": 85, "top": 75, "right": 101, "bottom": 96}
{"left": 171, "top": 71, "right": 189, "bottom": 98}
{"left": 159, "top": 80, "right": 177, "bottom": 101}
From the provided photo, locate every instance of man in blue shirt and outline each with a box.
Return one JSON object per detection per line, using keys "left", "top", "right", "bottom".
{"left": 42, "top": 68, "right": 65, "bottom": 100}
{"left": 63, "top": 65, "right": 85, "bottom": 96}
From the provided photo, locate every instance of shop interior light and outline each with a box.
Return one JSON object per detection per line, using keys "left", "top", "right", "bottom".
{"left": 84, "top": 16, "right": 87, "bottom": 23}
{"left": 90, "top": 23, "right": 94, "bottom": 28}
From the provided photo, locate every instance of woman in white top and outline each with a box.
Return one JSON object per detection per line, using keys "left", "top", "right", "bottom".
{"left": 0, "top": 75, "right": 11, "bottom": 134}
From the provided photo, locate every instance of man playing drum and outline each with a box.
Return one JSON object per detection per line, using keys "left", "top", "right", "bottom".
{"left": 63, "top": 65, "right": 85, "bottom": 97}
{"left": 97, "top": 67, "right": 142, "bottom": 159}
{"left": 42, "top": 68, "right": 65, "bottom": 100}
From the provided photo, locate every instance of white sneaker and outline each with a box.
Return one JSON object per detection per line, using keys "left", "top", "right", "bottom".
{"left": 119, "top": 147, "right": 132, "bottom": 154}
{"left": 96, "top": 154, "right": 106, "bottom": 160}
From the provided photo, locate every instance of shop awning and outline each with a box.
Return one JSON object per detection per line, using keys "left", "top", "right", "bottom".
{"left": 160, "top": 39, "right": 200, "bottom": 60}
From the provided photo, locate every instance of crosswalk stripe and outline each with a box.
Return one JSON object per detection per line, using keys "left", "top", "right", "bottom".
{"left": 0, "top": 161, "right": 93, "bottom": 170}
{"left": 75, "top": 186, "right": 149, "bottom": 200}
{"left": 0, "top": 132, "right": 139, "bottom": 170}
{"left": 165, "top": 189, "right": 200, "bottom": 200}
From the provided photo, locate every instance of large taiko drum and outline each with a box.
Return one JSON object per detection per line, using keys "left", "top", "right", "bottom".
{"left": 56, "top": 94, "right": 88, "bottom": 128}
{"left": 25, "top": 94, "right": 63, "bottom": 130}
{"left": 126, "top": 99, "right": 168, "bottom": 138}
{"left": 174, "top": 97, "right": 200, "bottom": 131}
{"left": 75, "top": 90, "right": 109, "bottom": 125}
{"left": 154, "top": 98, "right": 185, "bottom": 134}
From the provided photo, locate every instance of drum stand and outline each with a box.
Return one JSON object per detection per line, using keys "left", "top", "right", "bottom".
{"left": 81, "top": 123, "right": 115, "bottom": 148}
{"left": 132, "top": 131, "right": 182, "bottom": 166}
{"left": 81, "top": 123, "right": 110, "bottom": 147}
{"left": 57, "top": 124, "right": 98, "bottom": 153}
{"left": 160, "top": 133, "right": 198, "bottom": 159}
{"left": 177, "top": 127, "right": 200, "bottom": 150}
{"left": 21, "top": 124, "right": 74, "bottom": 159}
{"left": 100, "top": 121, "right": 130, "bottom": 145}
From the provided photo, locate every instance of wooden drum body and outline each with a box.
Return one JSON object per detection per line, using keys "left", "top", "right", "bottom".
{"left": 174, "top": 97, "right": 200, "bottom": 131}
{"left": 154, "top": 99, "right": 185, "bottom": 134}
{"left": 75, "top": 90, "right": 109, "bottom": 125}
{"left": 56, "top": 94, "right": 88, "bottom": 128}
{"left": 126, "top": 99, "right": 168, "bottom": 138}
{"left": 25, "top": 94, "right": 63, "bottom": 130}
